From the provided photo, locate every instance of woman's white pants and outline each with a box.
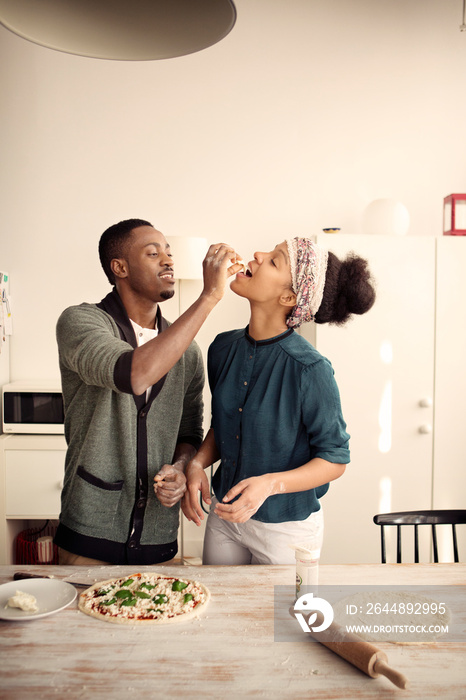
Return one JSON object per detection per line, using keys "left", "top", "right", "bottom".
{"left": 202, "top": 497, "right": 324, "bottom": 565}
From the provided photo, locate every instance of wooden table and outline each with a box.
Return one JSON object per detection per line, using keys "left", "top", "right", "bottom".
{"left": 0, "top": 564, "right": 465, "bottom": 699}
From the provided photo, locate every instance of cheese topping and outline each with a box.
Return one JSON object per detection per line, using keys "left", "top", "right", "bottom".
{"left": 7, "top": 590, "right": 39, "bottom": 613}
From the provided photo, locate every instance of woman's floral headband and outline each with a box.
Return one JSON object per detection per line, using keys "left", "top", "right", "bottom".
{"left": 285, "top": 238, "right": 329, "bottom": 328}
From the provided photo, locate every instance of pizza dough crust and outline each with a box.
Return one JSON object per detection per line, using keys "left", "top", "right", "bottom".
{"left": 78, "top": 573, "right": 210, "bottom": 625}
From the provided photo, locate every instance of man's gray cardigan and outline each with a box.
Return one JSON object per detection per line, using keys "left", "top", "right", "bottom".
{"left": 54, "top": 288, "right": 204, "bottom": 564}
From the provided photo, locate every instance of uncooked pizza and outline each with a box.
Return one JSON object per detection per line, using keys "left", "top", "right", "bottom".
{"left": 78, "top": 572, "right": 210, "bottom": 625}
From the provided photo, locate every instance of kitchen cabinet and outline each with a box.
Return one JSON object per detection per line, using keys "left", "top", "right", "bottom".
{"left": 0, "top": 434, "right": 66, "bottom": 564}
{"left": 5, "top": 445, "right": 65, "bottom": 518}
{"left": 432, "top": 239, "right": 466, "bottom": 518}
{"left": 301, "top": 235, "right": 466, "bottom": 564}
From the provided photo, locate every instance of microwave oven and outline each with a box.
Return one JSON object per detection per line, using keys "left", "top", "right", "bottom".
{"left": 2, "top": 382, "right": 65, "bottom": 434}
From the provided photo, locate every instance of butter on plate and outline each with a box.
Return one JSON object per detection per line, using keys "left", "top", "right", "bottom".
{"left": 7, "top": 590, "right": 39, "bottom": 613}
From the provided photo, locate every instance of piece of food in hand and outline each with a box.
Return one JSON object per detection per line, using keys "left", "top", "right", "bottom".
{"left": 228, "top": 255, "right": 245, "bottom": 273}
{"left": 7, "top": 590, "right": 39, "bottom": 612}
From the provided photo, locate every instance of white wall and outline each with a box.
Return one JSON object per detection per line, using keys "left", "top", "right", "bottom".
{"left": 1, "top": 0, "right": 465, "bottom": 384}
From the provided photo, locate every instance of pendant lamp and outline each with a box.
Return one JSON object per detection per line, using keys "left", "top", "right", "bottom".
{"left": 0, "top": 0, "right": 237, "bottom": 60}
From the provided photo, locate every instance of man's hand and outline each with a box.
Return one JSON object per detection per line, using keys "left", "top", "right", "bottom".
{"left": 153, "top": 463, "right": 187, "bottom": 508}
{"left": 213, "top": 475, "right": 275, "bottom": 523}
{"left": 181, "top": 461, "right": 212, "bottom": 526}
{"left": 202, "top": 243, "right": 243, "bottom": 303}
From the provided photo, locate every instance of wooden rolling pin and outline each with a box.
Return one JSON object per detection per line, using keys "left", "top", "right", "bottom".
{"left": 295, "top": 610, "right": 409, "bottom": 689}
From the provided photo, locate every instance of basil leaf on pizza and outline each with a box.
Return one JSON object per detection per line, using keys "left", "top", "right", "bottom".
{"left": 78, "top": 573, "right": 210, "bottom": 625}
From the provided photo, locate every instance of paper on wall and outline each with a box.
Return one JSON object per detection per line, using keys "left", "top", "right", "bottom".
{"left": 0, "top": 272, "right": 12, "bottom": 350}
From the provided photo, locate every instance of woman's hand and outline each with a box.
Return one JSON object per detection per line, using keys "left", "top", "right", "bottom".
{"left": 214, "top": 475, "right": 275, "bottom": 523}
{"left": 181, "top": 461, "right": 212, "bottom": 526}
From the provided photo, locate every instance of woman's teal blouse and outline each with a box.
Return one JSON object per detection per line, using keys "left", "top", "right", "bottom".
{"left": 208, "top": 327, "right": 350, "bottom": 523}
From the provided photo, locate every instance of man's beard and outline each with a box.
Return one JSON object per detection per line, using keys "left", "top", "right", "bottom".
{"left": 160, "top": 289, "right": 175, "bottom": 301}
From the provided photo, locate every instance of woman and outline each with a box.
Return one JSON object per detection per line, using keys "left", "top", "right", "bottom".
{"left": 181, "top": 237, "right": 376, "bottom": 565}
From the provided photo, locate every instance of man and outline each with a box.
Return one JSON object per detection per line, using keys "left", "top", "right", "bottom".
{"left": 54, "top": 218, "right": 241, "bottom": 565}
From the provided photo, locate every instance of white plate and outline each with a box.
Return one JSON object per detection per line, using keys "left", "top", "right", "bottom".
{"left": 0, "top": 578, "right": 77, "bottom": 621}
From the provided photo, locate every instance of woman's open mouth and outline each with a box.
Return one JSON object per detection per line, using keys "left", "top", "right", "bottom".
{"left": 237, "top": 265, "right": 252, "bottom": 278}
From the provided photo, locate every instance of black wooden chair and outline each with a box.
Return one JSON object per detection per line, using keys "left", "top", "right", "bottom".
{"left": 373, "top": 510, "right": 466, "bottom": 563}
